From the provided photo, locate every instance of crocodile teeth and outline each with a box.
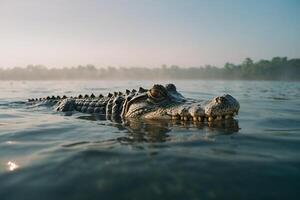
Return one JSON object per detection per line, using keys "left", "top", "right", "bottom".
{"left": 216, "top": 116, "right": 222, "bottom": 120}
{"left": 225, "top": 115, "right": 232, "bottom": 119}
{"left": 172, "top": 115, "right": 179, "bottom": 120}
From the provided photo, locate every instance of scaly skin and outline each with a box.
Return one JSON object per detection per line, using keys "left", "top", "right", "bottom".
{"left": 28, "top": 83, "right": 240, "bottom": 122}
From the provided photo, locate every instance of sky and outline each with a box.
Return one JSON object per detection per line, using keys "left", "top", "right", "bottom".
{"left": 0, "top": 0, "right": 299, "bottom": 68}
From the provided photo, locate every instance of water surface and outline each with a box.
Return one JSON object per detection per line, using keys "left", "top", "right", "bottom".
{"left": 0, "top": 80, "right": 300, "bottom": 200}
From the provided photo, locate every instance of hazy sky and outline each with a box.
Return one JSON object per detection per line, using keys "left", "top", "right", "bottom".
{"left": 0, "top": 0, "right": 299, "bottom": 68}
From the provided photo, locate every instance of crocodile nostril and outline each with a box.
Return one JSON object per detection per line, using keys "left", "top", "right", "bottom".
{"left": 216, "top": 96, "right": 226, "bottom": 103}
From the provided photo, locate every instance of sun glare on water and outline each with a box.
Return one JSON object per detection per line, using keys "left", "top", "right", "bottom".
{"left": 7, "top": 161, "right": 19, "bottom": 171}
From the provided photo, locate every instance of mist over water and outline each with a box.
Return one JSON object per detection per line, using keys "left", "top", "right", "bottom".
{"left": 1, "top": 57, "right": 300, "bottom": 80}
{"left": 0, "top": 80, "right": 300, "bottom": 199}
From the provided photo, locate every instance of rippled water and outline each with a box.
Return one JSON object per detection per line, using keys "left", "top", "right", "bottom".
{"left": 0, "top": 80, "right": 300, "bottom": 200}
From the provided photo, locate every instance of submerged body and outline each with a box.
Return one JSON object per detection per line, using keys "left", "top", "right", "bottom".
{"left": 28, "top": 83, "right": 240, "bottom": 122}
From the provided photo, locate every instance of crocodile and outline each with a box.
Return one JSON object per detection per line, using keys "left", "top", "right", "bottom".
{"left": 27, "top": 83, "right": 240, "bottom": 122}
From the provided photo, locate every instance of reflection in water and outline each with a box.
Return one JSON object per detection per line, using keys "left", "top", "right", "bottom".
{"left": 119, "top": 119, "right": 171, "bottom": 143}
{"left": 7, "top": 161, "right": 19, "bottom": 171}
{"left": 77, "top": 114, "right": 240, "bottom": 144}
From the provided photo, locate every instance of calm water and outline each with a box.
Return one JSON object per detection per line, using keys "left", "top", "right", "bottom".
{"left": 0, "top": 80, "right": 300, "bottom": 200}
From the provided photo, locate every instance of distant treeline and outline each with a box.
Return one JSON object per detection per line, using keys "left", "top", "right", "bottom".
{"left": 0, "top": 57, "right": 299, "bottom": 80}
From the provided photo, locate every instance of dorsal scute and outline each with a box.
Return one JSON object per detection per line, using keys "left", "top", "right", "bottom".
{"left": 138, "top": 87, "right": 147, "bottom": 93}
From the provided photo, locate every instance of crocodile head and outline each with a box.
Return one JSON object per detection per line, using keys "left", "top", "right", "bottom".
{"left": 122, "top": 83, "right": 240, "bottom": 122}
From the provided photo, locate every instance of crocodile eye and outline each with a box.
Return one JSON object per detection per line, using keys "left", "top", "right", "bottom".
{"left": 150, "top": 89, "right": 162, "bottom": 99}
{"left": 148, "top": 84, "right": 168, "bottom": 102}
